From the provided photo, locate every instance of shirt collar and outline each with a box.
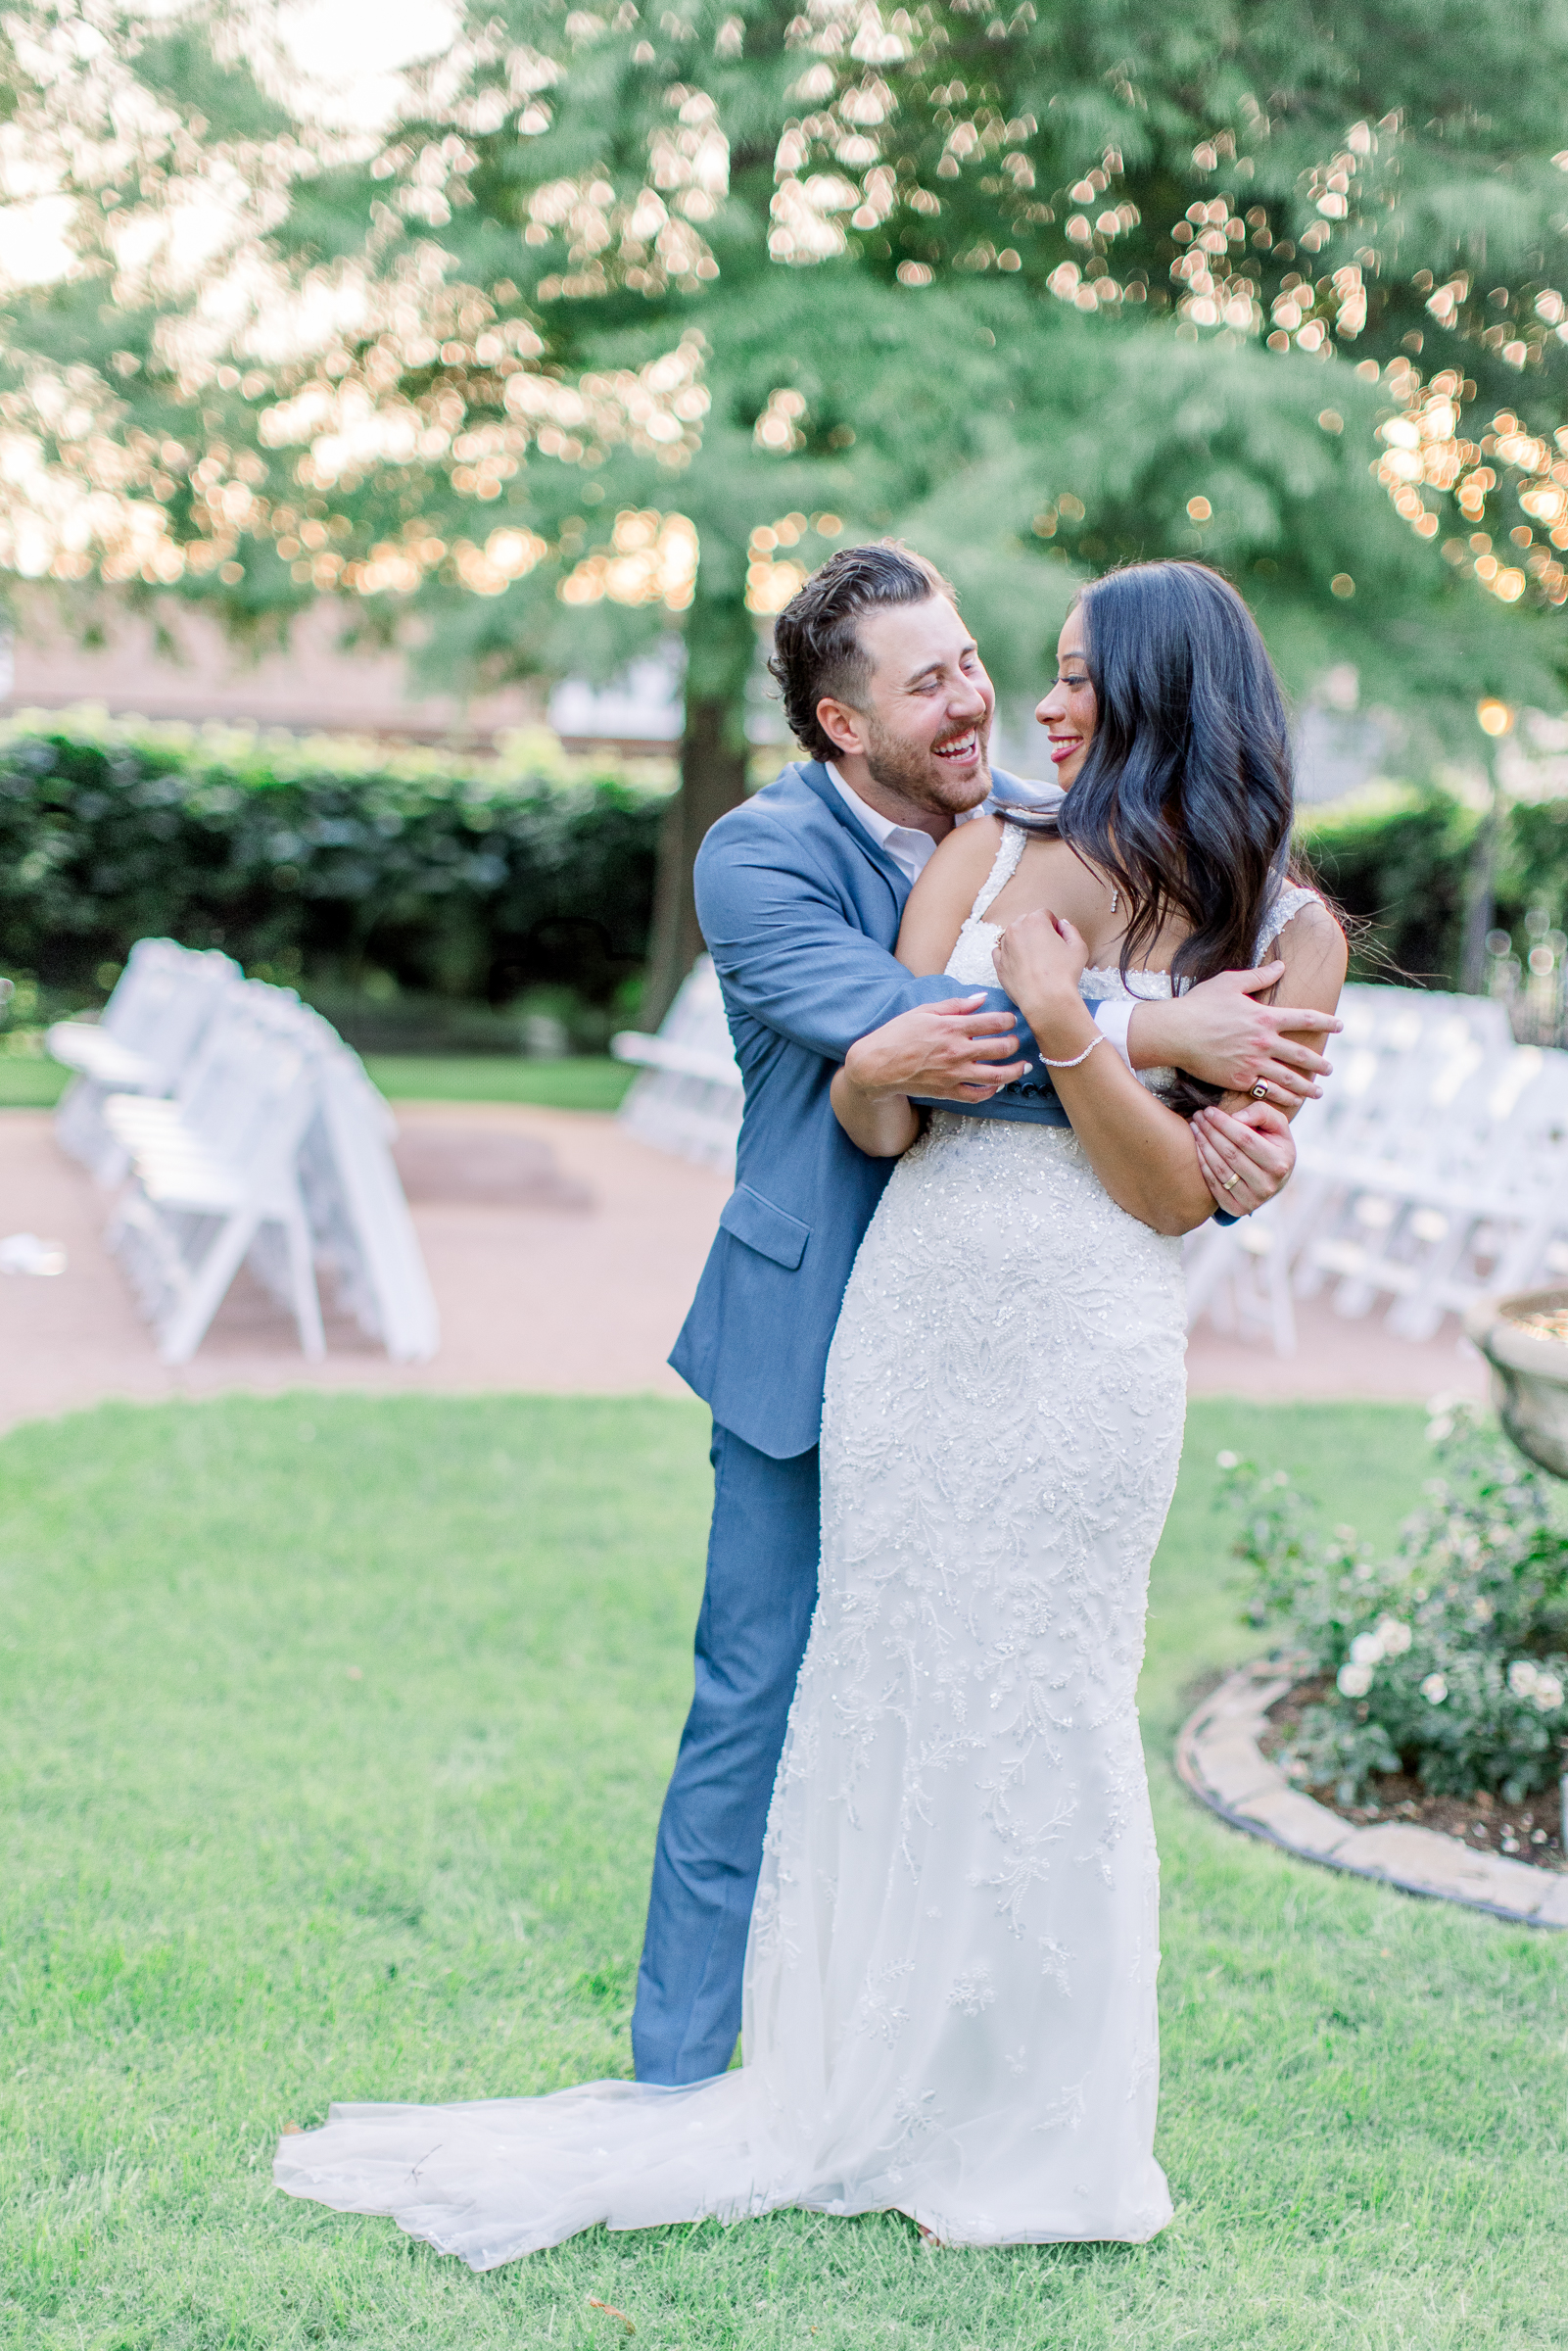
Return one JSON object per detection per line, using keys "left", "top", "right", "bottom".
{"left": 824, "top": 761, "right": 1008, "bottom": 843}
{"left": 825, "top": 762, "right": 915, "bottom": 852}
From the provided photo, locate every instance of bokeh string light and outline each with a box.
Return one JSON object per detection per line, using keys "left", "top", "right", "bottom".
{"left": 743, "top": 510, "right": 844, "bottom": 615}
{"left": 1371, "top": 362, "right": 1568, "bottom": 609}
{"left": 0, "top": 314, "right": 709, "bottom": 598}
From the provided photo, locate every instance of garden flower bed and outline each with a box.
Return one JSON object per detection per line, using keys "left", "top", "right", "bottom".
{"left": 1182, "top": 1403, "right": 1568, "bottom": 1925}
{"left": 1260, "top": 1674, "right": 1564, "bottom": 1867}
{"left": 1176, "top": 1659, "right": 1568, "bottom": 1927}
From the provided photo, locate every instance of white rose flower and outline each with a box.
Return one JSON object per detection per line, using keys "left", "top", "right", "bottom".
{"left": 1337, "top": 1660, "right": 1374, "bottom": 1699}
{"left": 1376, "top": 1616, "right": 1412, "bottom": 1656}
{"left": 1350, "top": 1631, "right": 1383, "bottom": 1667}
{"left": 1420, "top": 1672, "right": 1448, "bottom": 1703}
{"left": 1507, "top": 1659, "right": 1541, "bottom": 1700}
{"left": 1531, "top": 1674, "right": 1563, "bottom": 1712}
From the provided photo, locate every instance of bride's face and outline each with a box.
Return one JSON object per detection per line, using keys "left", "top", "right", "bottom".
{"left": 1035, "top": 618, "right": 1096, "bottom": 790}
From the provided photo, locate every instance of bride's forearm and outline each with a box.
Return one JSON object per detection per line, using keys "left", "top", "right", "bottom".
{"left": 1017, "top": 990, "right": 1215, "bottom": 1235}
{"left": 831, "top": 1064, "right": 920, "bottom": 1158}
{"left": 1058, "top": 1080, "right": 1218, "bottom": 1234}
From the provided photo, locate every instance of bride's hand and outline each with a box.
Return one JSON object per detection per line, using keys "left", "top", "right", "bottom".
{"left": 992, "top": 907, "right": 1089, "bottom": 1034}
{"left": 1191, "top": 1099, "right": 1296, "bottom": 1215}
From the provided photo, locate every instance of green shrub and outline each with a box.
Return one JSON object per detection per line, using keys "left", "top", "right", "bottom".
{"left": 1300, "top": 785, "right": 1475, "bottom": 985}
{"left": 3, "top": 722, "right": 1565, "bottom": 1040}
{"left": 1506, "top": 793, "right": 1568, "bottom": 936}
{"left": 1301, "top": 781, "right": 1568, "bottom": 987}
{"left": 0, "top": 725, "right": 664, "bottom": 1040}
{"left": 1221, "top": 1406, "right": 1568, "bottom": 1805}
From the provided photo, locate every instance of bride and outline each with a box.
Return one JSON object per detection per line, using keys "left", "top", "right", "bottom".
{"left": 275, "top": 560, "right": 1346, "bottom": 2262}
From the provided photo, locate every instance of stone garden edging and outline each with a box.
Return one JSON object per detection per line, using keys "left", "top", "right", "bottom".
{"left": 1175, "top": 1658, "right": 1568, "bottom": 1931}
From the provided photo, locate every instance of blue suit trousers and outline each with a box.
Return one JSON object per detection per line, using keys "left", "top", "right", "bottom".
{"left": 631, "top": 1423, "right": 821, "bottom": 2085}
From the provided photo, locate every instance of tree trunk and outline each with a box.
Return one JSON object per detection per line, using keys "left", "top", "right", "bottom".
{"left": 1459, "top": 756, "right": 1503, "bottom": 994}
{"left": 639, "top": 594, "right": 759, "bottom": 1030}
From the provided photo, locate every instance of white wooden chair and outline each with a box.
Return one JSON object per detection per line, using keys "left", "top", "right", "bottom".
{"left": 299, "top": 1036, "right": 440, "bottom": 1362}
{"left": 99, "top": 977, "right": 442, "bottom": 1367}
{"left": 1187, "top": 984, "right": 1568, "bottom": 1354}
{"left": 613, "top": 956, "right": 744, "bottom": 1176}
{"left": 104, "top": 986, "right": 329, "bottom": 1364}
{"left": 52, "top": 935, "right": 443, "bottom": 1366}
{"left": 49, "top": 940, "right": 241, "bottom": 1180}
{"left": 1294, "top": 1043, "right": 1568, "bottom": 1339}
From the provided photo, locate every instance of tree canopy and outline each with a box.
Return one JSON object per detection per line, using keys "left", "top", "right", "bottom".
{"left": 5, "top": 0, "right": 1568, "bottom": 1004}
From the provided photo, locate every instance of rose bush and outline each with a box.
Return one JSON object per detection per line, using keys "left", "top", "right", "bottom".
{"left": 1220, "top": 1405, "right": 1568, "bottom": 1804}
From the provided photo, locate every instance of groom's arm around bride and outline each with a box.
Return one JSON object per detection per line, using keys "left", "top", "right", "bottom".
{"left": 634, "top": 544, "right": 1332, "bottom": 2089}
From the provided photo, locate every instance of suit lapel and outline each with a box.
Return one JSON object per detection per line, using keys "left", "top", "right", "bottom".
{"left": 988, "top": 765, "right": 1065, "bottom": 818}
{"left": 794, "top": 760, "right": 911, "bottom": 912}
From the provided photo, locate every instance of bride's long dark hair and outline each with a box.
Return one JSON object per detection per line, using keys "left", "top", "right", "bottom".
{"left": 1024, "top": 558, "right": 1297, "bottom": 985}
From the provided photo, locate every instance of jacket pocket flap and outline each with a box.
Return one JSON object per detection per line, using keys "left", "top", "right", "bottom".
{"left": 719, "top": 1184, "right": 810, "bottom": 1271}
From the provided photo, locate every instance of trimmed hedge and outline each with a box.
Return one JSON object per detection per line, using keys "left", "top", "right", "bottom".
{"left": 0, "top": 727, "right": 663, "bottom": 1047}
{"left": 1301, "top": 783, "right": 1568, "bottom": 986}
{"left": 2, "top": 726, "right": 1565, "bottom": 1040}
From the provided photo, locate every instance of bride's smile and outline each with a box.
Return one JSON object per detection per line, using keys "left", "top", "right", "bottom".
{"left": 1036, "top": 627, "right": 1097, "bottom": 786}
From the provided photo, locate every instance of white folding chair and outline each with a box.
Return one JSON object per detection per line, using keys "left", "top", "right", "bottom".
{"left": 1184, "top": 985, "right": 1559, "bottom": 1356}
{"left": 298, "top": 1037, "right": 440, "bottom": 1363}
{"left": 50, "top": 940, "right": 241, "bottom": 1179}
{"left": 612, "top": 956, "right": 744, "bottom": 1176}
{"left": 104, "top": 987, "right": 328, "bottom": 1365}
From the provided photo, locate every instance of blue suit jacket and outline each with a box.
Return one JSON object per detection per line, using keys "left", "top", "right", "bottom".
{"left": 669, "top": 758, "right": 1074, "bottom": 1461}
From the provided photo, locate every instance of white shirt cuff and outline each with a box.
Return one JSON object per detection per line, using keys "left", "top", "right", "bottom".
{"left": 1091, "top": 997, "right": 1135, "bottom": 1067}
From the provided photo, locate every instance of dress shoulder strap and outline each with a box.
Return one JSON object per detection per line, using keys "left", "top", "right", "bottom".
{"left": 1255, "top": 882, "right": 1320, "bottom": 963}
{"left": 968, "top": 820, "right": 1027, "bottom": 924}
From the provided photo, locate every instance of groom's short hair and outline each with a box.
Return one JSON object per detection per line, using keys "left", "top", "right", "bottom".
{"left": 769, "top": 541, "right": 955, "bottom": 759}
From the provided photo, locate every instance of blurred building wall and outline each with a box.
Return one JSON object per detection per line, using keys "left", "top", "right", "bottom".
{"left": 1, "top": 593, "right": 551, "bottom": 748}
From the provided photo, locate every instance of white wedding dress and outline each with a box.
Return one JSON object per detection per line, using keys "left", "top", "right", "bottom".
{"left": 275, "top": 828, "right": 1313, "bottom": 2264}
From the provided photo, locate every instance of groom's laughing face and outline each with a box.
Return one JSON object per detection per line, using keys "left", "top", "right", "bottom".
{"left": 819, "top": 596, "right": 996, "bottom": 820}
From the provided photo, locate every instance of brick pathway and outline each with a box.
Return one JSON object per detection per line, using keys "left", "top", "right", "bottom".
{"left": 0, "top": 1103, "right": 1484, "bottom": 1437}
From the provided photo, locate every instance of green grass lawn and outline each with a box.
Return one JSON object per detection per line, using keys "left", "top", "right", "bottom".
{"left": 0, "top": 1054, "right": 635, "bottom": 1113}
{"left": 3, "top": 1393, "right": 1565, "bottom": 2350}
{"left": 362, "top": 1055, "right": 636, "bottom": 1110}
{"left": 0, "top": 1055, "right": 69, "bottom": 1107}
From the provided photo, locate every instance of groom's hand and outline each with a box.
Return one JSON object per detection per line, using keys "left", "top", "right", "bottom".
{"left": 1127, "top": 965, "right": 1341, "bottom": 1107}
{"left": 844, "top": 994, "right": 1028, "bottom": 1103}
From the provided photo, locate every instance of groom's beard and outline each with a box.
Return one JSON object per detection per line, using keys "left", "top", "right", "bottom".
{"left": 862, "top": 710, "right": 993, "bottom": 818}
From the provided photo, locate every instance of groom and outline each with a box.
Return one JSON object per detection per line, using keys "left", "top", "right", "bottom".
{"left": 633, "top": 543, "right": 1331, "bottom": 2085}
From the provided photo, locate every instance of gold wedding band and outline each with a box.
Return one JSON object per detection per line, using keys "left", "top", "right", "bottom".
{"left": 1220, "top": 1173, "right": 1241, "bottom": 1192}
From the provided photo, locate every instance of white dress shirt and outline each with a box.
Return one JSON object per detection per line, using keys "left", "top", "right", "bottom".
{"left": 827, "top": 762, "right": 952, "bottom": 886}
{"left": 826, "top": 762, "right": 1136, "bottom": 1067}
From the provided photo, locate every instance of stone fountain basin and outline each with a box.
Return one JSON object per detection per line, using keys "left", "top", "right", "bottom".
{"left": 1463, "top": 1285, "right": 1568, "bottom": 1479}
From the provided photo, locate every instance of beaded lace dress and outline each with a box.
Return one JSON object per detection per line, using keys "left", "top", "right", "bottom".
{"left": 275, "top": 827, "right": 1314, "bottom": 2264}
